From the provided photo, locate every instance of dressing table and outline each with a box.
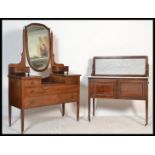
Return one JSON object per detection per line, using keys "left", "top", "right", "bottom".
{"left": 8, "top": 23, "right": 81, "bottom": 133}
{"left": 88, "top": 56, "right": 149, "bottom": 125}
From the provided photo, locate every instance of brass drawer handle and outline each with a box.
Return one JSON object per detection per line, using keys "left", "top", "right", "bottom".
{"left": 30, "top": 90, "right": 34, "bottom": 94}
{"left": 42, "top": 88, "right": 47, "bottom": 93}
{"left": 30, "top": 81, "right": 34, "bottom": 85}
{"left": 71, "top": 94, "right": 75, "bottom": 99}
{"left": 30, "top": 100, "right": 35, "bottom": 104}
{"left": 42, "top": 90, "right": 45, "bottom": 94}
{"left": 96, "top": 94, "right": 105, "bottom": 96}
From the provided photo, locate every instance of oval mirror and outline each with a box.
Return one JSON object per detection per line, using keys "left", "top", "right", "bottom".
{"left": 25, "top": 23, "right": 50, "bottom": 71}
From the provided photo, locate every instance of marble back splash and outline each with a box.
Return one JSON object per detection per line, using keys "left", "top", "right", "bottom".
{"left": 95, "top": 58, "right": 146, "bottom": 75}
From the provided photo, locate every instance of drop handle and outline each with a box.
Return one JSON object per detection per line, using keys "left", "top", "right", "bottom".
{"left": 42, "top": 89, "right": 47, "bottom": 93}
{"left": 30, "top": 81, "right": 34, "bottom": 85}
{"left": 30, "top": 100, "right": 35, "bottom": 104}
{"left": 96, "top": 94, "right": 105, "bottom": 96}
{"left": 116, "top": 88, "right": 121, "bottom": 92}
{"left": 71, "top": 94, "right": 74, "bottom": 98}
{"left": 42, "top": 91, "right": 45, "bottom": 94}
{"left": 30, "top": 90, "right": 34, "bottom": 93}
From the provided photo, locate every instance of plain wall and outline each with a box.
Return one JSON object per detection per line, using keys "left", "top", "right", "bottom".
{"left": 2, "top": 20, "right": 153, "bottom": 118}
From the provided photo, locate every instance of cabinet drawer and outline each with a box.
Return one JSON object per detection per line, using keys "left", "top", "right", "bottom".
{"left": 59, "top": 93, "right": 78, "bottom": 102}
{"left": 93, "top": 79, "right": 117, "bottom": 98}
{"left": 24, "top": 85, "right": 78, "bottom": 97}
{"left": 24, "top": 87, "right": 42, "bottom": 97}
{"left": 41, "top": 85, "right": 78, "bottom": 94}
{"left": 24, "top": 93, "right": 78, "bottom": 108}
{"left": 23, "top": 80, "right": 41, "bottom": 87}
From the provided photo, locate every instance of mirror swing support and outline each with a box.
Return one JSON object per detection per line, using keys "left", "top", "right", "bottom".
{"left": 8, "top": 23, "right": 81, "bottom": 133}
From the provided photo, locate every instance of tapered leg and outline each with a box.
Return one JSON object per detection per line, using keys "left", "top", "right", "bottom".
{"left": 88, "top": 97, "right": 91, "bottom": 121}
{"left": 21, "top": 109, "right": 24, "bottom": 134}
{"left": 145, "top": 99, "right": 148, "bottom": 126}
{"left": 9, "top": 104, "right": 12, "bottom": 126}
{"left": 62, "top": 103, "right": 65, "bottom": 116}
{"left": 77, "top": 101, "right": 79, "bottom": 121}
{"left": 93, "top": 98, "right": 95, "bottom": 116}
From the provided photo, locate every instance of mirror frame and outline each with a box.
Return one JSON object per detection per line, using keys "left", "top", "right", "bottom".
{"left": 25, "top": 23, "right": 51, "bottom": 72}
{"left": 92, "top": 56, "right": 149, "bottom": 77}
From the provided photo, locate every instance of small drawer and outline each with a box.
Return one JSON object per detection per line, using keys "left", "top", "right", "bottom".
{"left": 93, "top": 79, "right": 117, "bottom": 98}
{"left": 24, "top": 80, "right": 40, "bottom": 87}
{"left": 24, "top": 88, "right": 41, "bottom": 97}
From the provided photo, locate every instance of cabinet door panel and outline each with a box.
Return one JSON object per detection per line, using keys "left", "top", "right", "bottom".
{"left": 118, "top": 80, "right": 147, "bottom": 99}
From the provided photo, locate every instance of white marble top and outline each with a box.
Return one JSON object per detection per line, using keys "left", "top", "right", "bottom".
{"left": 87, "top": 76, "right": 149, "bottom": 79}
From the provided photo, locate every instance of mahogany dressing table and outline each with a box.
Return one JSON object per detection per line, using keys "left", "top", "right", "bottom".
{"left": 88, "top": 56, "right": 149, "bottom": 125}
{"left": 8, "top": 23, "right": 81, "bottom": 133}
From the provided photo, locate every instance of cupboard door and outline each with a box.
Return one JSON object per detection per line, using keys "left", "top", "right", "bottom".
{"left": 118, "top": 79, "right": 148, "bottom": 99}
{"left": 93, "top": 79, "right": 117, "bottom": 98}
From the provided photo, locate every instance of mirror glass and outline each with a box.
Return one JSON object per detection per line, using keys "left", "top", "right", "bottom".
{"left": 95, "top": 58, "right": 146, "bottom": 76}
{"left": 26, "top": 24, "right": 50, "bottom": 71}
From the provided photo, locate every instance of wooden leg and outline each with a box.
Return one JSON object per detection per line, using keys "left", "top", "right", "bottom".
{"left": 21, "top": 109, "right": 24, "bottom": 134}
{"left": 77, "top": 101, "right": 79, "bottom": 121}
{"left": 9, "top": 104, "right": 12, "bottom": 126}
{"left": 145, "top": 99, "right": 148, "bottom": 126}
{"left": 62, "top": 103, "right": 65, "bottom": 116}
{"left": 88, "top": 97, "right": 91, "bottom": 121}
{"left": 93, "top": 98, "right": 95, "bottom": 116}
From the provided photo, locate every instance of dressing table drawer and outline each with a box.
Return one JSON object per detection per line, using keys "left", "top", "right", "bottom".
{"left": 58, "top": 93, "right": 78, "bottom": 102}
{"left": 23, "top": 80, "right": 41, "bottom": 87}
{"left": 24, "top": 88, "right": 41, "bottom": 97}
{"left": 43, "top": 85, "right": 78, "bottom": 94}
{"left": 24, "top": 93, "right": 78, "bottom": 108}
{"left": 24, "top": 85, "right": 79, "bottom": 97}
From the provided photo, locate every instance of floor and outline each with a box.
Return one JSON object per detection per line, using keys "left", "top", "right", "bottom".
{"left": 2, "top": 105, "right": 153, "bottom": 134}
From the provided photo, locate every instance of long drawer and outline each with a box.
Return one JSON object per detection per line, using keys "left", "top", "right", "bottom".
{"left": 23, "top": 93, "right": 78, "bottom": 108}
{"left": 24, "top": 85, "right": 78, "bottom": 97}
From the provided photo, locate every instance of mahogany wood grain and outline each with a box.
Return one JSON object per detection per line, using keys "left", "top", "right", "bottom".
{"left": 8, "top": 23, "right": 81, "bottom": 133}
{"left": 89, "top": 56, "right": 149, "bottom": 125}
{"left": 88, "top": 77, "right": 149, "bottom": 125}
